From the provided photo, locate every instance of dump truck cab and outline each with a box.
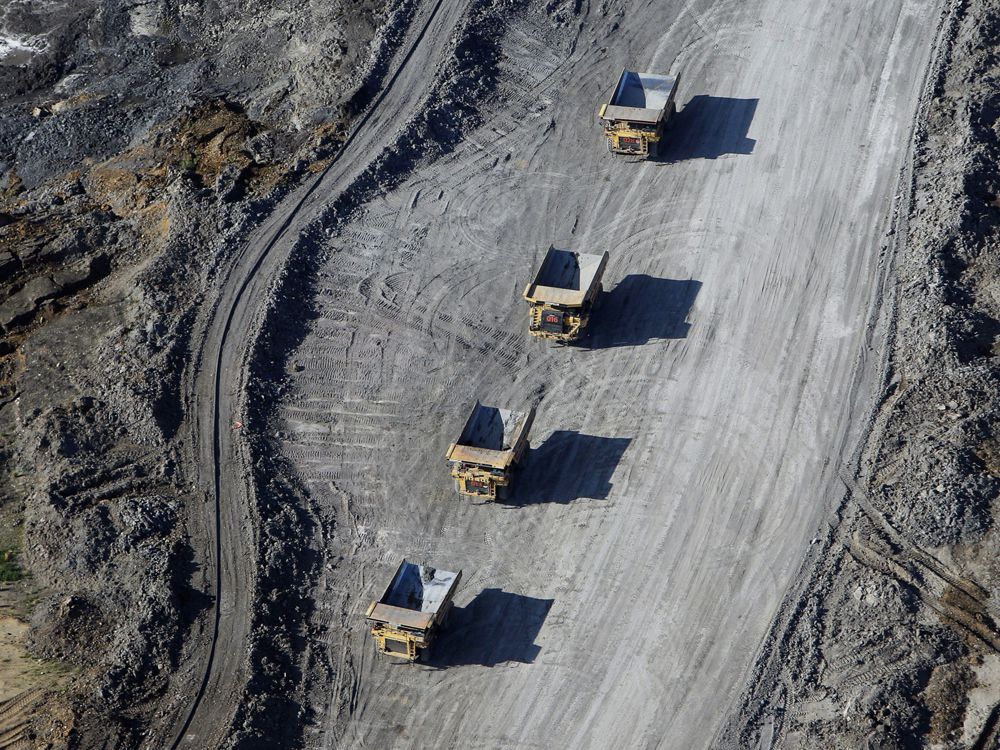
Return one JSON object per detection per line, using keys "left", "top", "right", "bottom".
{"left": 599, "top": 69, "right": 679, "bottom": 158}
{"left": 446, "top": 401, "right": 535, "bottom": 500}
{"left": 523, "top": 246, "right": 609, "bottom": 342}
{"left": 366, "top": 559, "right": 462, "bottom": 661}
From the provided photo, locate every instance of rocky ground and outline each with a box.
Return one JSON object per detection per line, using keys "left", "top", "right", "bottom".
{"left": 0, "top": 0, "right": 389, "bottom": 745}
{"left": 725, "top": 1, "right": 1000, "bottom": 747}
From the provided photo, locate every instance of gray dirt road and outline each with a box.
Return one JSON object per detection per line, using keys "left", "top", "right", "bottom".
{"left": 276, "top": 0, "right": 943, "bottom": 748}
{"left": 156, "top": 1, "right": 473, "bottom": 746}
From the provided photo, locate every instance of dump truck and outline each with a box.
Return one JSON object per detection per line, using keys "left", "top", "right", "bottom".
{"left": 366, "top": 559, "right": 462, "bottom": 661}
{"left": 599, "top": 69, "right": 679, "bottom": 157}
{"left": 523, "top": 246, "right": 609, "bottom": 342}
{"left": 446, "top": 401, "right": 535, "bottom": 500}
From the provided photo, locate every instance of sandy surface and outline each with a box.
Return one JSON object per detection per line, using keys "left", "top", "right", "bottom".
{"left": 0, "top": 616, "right": 47, "bottom": 700}
{"left": 264, "top": 0, "right": 946, "bottom": 747}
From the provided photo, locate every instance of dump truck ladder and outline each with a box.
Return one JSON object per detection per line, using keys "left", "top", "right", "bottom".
{"left": 524, "top": 247, "right": 609, "bottom": 342}
{"left": 599, "top": 69, "right": 679, "bottom": 158}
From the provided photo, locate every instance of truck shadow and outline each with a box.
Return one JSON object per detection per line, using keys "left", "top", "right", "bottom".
{"left": 425, "top": 589, "right": 553, "bottom": 668}
{"left": 656, "top": 95, "right": 758, "bottom": 162}
{"left": 511, "top": 431, "right": 632, "bottom": 504}
{"left": 586, "top": 275, "right": 701, "bottom": 348}
{"left": 176, "top": 541, "right": 216, "bottom": 636}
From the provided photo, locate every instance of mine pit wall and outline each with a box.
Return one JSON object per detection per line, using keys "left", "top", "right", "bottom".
{"left": 725, "top": 1, "right": 1000, "bottom": 747}
{"left": 0, "top": 1, "right": 403, "bottom": 747}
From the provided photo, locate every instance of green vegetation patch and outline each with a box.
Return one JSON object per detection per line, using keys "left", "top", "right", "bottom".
{"left": 0, "top": 548, "right": 23, "bottom": 582}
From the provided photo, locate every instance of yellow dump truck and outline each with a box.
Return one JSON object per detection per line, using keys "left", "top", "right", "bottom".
{"left": 446, "top": 401, "right": 535, "bottom": 500}
{"left": 366, "top": 559, "right": 462, "bottom": 661}
{"left": 523, "top": 246, "right": 609, "bottom": 342}
{"left": 599, "top": 69, "right": 679, "bottom": 157}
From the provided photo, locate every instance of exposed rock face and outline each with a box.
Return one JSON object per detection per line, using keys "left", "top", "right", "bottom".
{"left": 0, "top": 0, "right": 388, "bottom": 745}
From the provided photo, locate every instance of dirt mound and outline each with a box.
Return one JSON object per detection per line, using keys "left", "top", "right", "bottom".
{"left": 0, "top": 0, "right": 392, "bottom": 746}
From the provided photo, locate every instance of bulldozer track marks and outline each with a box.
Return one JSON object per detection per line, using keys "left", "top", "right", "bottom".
{"left": 0, "top": 689, "right": 44, "bottom": 749}
{"left": 821, "top": 634, "right": 919, "bottom": 693}
{"left": 843, "top": 523, "right": 1000, "bottom": 654}
{"left": 162, "top": 0, "right": 477, "bottom": 745}
{"left": 841, "top": 471, "right": 994, "bottom": 610}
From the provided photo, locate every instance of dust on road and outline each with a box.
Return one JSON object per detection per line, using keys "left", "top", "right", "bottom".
{"left": 270, "top": 1, "right": 944, "bottom": 748}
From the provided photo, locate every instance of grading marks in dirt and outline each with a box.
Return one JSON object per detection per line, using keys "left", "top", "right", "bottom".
{"left": 272, "top": 0, "right": 946, "bottom": 748}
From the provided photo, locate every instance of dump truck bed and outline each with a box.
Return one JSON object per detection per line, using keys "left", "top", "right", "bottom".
{"left": 447, "top": 401, "right": 535, "bottom": 468}
{"left": 368, "top": 560, "right": 461, "bottom": 630}
{"left": 602, "top": 70, "right": 678, "bottom": 125}
{"left": 524, "top": 247, "right": 609, "bottom": 307}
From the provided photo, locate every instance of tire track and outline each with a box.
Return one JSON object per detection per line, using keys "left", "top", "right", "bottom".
{"left": 163, "top": 0, "right": 466, "bottom": 745}
{"left": 290, "top": 0, "right": 947, "bottom": 746}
